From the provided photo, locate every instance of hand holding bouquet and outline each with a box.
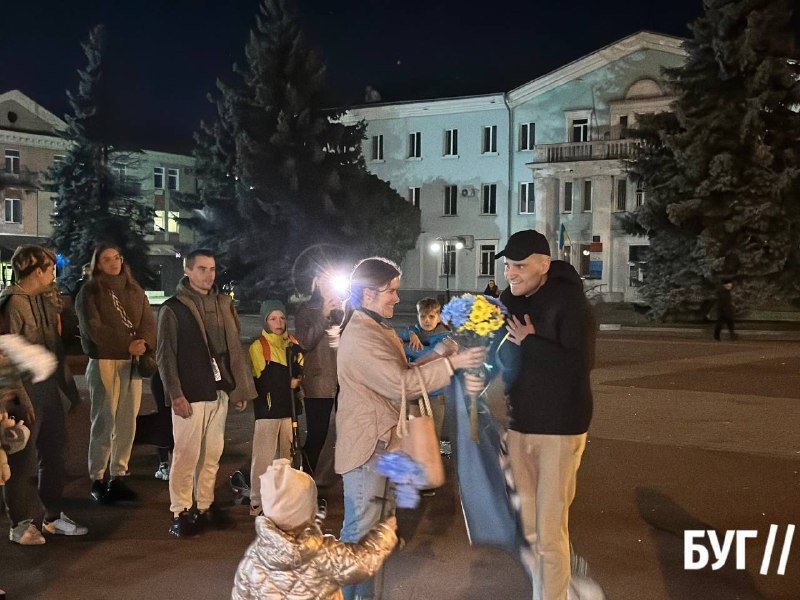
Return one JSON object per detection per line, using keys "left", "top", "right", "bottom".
{"left": 441, "top": 294, "right": 508, "bottom": 440}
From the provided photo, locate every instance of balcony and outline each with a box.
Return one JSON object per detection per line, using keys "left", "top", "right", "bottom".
{"left": 531, "top": 138, "right": 640, "bottom": 164}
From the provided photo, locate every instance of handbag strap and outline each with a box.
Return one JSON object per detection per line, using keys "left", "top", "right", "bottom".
{"left": 396, "top": 376, "right": 409, "bottom": 439}
{"left": 109, "top": 290, "right": 136, "bottom": 336}
{"left": 412, "top": 366, "right": 434, "bottom": 418}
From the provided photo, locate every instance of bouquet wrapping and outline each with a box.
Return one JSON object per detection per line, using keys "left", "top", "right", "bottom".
{"left": 440, "top": 294, "right": 507, "bottom": 440}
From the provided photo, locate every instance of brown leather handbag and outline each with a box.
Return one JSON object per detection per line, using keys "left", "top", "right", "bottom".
{"left": 396, "top": 366, "right": 445, "bottom": 489}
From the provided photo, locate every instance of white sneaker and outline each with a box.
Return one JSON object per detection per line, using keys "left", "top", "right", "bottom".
{"left": 155, "top": 462, "right": 170, "bottom": 480}
{"left": 9, "top": 519, "right": 46, "bottom": 545}
{"left": 249, "top": 504, "right": 262, "bottom": 517}
{"left": 42, "top": 513, "right": 88, "bottom": 536}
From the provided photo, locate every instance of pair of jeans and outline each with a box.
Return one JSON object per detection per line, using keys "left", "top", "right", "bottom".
{"left": 340, "top": 448, "right": 394, "bottom": 600}
{"left": 3, "top": 377, "right": 66, "bottom": 525}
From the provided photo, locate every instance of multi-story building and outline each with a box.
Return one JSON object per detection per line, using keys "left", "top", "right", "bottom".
{"left": 0, "top": 89, "right": 196, "bottom": 291}
{"left": 342, "top": 31, "right": 686, "bottom": 302}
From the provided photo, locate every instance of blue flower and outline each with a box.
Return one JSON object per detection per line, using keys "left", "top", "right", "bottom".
{"left": 377, "top": 452, "right": 428, "bottom": 509}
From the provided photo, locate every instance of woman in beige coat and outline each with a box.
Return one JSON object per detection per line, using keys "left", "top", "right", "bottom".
{"left": 335, "top": 257, "right": 485, "bottom": 600}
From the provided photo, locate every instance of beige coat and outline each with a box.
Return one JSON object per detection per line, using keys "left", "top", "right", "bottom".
{"left": 334, "top": 310, "right": 454, "bottom": 474}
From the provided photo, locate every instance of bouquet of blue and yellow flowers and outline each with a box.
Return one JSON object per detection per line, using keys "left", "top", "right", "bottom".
{"left": 441, "top": 294, "right": 508, "bottom": 440}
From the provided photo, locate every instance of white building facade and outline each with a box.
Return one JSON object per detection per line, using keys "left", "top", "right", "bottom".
{"left": 344, "top": 32, "right": 687, "bottom": 302}
{"left": 0, "top": 90, "right": 196, "bottom": 291}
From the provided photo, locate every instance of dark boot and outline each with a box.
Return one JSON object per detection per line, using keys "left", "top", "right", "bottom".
{"left": 91, "top": 479, "right": 112, "bottom": 504}
{"left": 169, "top": 510, "right": 200, "bottom": 538}
{"left": 106, "top": 478, "right": 138, "bottom": 503}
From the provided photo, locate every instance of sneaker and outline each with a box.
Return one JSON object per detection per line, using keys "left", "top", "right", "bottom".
{"left": 169, "top": 510, "right": 200, "bottom": 538}
{"left": 43, "top": 513, "right": 88, "bottom": 536}
{"left": 106, "top": 478, "right": 138, "bottom": 503}
{"left": 249, "top": 504, "right": 262, "bottom": 517}
{"left": 9, "top": 520, "right": 46, "bottom": 545}
{"left": 315, "top": 498, "right": 328, "bottom": 521}
{"left": 90, "top": 479, "right": 111, "bottom": 504}
{"left": 155, "top": 462, "right": 170, "bottom": 481}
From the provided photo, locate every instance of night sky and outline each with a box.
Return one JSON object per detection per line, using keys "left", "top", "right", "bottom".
{"left": 2, "top": 0, "right": 709, "bottom": 153}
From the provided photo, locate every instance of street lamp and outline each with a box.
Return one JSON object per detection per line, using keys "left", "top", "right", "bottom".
{"left": 430, "top": 237, "right": 464, "bottom": 301}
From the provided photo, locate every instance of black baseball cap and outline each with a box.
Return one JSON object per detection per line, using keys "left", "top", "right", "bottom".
{"left": 495, "top": 229, "right": 551, "bottom": 260}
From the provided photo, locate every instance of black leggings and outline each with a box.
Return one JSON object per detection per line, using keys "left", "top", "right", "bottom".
{"left": 302, "top": 397, "right": 334, "bottom": 475}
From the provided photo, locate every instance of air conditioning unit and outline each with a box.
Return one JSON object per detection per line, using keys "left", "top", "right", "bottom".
{"left": 154, "top": 189, "right": 164, "bottom": 196}
{"left": 460, "top": 186, "right": 476, "bottom": 198}
{"left": 459, "top": 235, "right": 474, "bottom": 250}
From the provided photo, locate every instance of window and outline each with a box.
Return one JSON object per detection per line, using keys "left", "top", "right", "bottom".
{"left": 444, "top": 129, "right": 458, "bottom": 156}
{"left": 563, "top": 181, "right": 573, "bottom": 212}
{"left": 583, "top": 180, "right": 592, "bottom": 212}
{"left": 519, "top": 182, "right": 534, "bottom": 214}
{"left": 442, "top": 241, "right": 457, "bottom": 276}
{"left": 371, "top": 135, "right": 384, "bottom": 160}
{"left": 571, "top": 119, "right": 589, "bottom": 142}
{"left": 154, "top": 167, "right": 164, "bottom": 189}
{"left": 482, "top": 125, "right": 497, "bottom": 153}
{"left": 481, "top": 184, "right": 497, "bottom": 215}
{"left": 616, "top": 179, "right": 627, "bottom": 211}
{"left": 52, "top": 155, "right": 65, "bottom": 166}
{"left": 408, "top": 132, "right": 421, "bottom": 158}
{"left": 619, "top": 115, "right": 629, "bottom": 139}
{"left": 112, "top": 164, "right": 126, "bottom": 181}
{"left": 444, "top": 185, "right": 458, "bottom": 216}
{"left": 519, "top": 122, "right": 535, "bottom": 151}
{"left": 479, "top": 244, "right": 496, "bottom": 277}
{"left": 408, "top": 187, "right": 421, "bottom": 208}
{"left": 4, "top": 198, "right": 21, "bottom": 223}
{"left": 635, "top": 186, "right": 645, "bottom": 207}
{"left": 4, "top": 149, "right": 20, "bottom": 174}
{"left": 167, "top": 168, "right": 179, "bottom": 191}
{"left": 154, "top": 210, "right": 180, "bottom": 234}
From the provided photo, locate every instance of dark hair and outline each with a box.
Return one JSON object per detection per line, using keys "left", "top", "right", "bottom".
{"left": 416, "top": 297, "right": 440, "bottom": 314}
{"left": 184, "top": 249, "right": 215, "bottom": 269}
{"left": 341, "top": 257, "right": 401, "bottom": 330}
{"left": 11, "top": 245, "right": 56, "bottom": 280}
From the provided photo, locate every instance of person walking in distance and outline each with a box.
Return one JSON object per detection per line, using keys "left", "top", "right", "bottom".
{"left": 713, "top": 279, "right": 737, "bottom": 341}
{"left": 156, "top": 249, "right": 257, "bottom": 538}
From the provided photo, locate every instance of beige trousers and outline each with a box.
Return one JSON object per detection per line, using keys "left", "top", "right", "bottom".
{"left": 169, "top": 391, "right": 228, "bottom": 515}
{"left": 87, "top": 358, "right": 142, "bottom": 479}
{"left": 506, "top": 430, "right": 587, "bottom": 600}
{"left": 249, "top": 417, "right": 293, "bottom": 506}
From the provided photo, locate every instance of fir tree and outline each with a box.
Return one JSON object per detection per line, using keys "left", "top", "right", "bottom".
{"left": 180, "top": 0, "right": 419, "bottom": 300}
{"left": 626, "top": 0, "right": 800, "bottom": 318}
{"left": 50, "top": 25, "right": 155, "bottom": 290}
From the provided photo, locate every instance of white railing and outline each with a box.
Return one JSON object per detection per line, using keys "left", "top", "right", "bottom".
{"left": 532, "top": 139, "right": 640, "bottom": 164}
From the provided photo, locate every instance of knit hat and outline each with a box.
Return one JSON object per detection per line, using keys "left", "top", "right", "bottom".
{"left": 259, "top": 458, "right": 317, "bottom": 530}
{"left": 260, "top": 299, "right": 286, "bottom": 322}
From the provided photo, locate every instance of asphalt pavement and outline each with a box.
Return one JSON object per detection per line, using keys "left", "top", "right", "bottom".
{"left": 2, "top": 329, "right": 800, "bottom": 599}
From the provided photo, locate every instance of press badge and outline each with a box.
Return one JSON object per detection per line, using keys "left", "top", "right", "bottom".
{"left": 210, "top": 357, "right": 222, "bottom": 382}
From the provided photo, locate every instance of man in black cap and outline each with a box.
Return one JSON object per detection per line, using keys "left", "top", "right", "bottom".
{"left": 494, "top": 229, "right": 595, "bottom": 599}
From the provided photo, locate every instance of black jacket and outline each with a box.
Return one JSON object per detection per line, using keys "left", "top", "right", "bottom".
{"left": 497, "top": 260, "right": 595, "bottom": 435}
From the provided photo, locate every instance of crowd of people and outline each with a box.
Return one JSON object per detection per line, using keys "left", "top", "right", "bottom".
{"left": 1, "top": 230, "right": 603, "bottom": 600}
